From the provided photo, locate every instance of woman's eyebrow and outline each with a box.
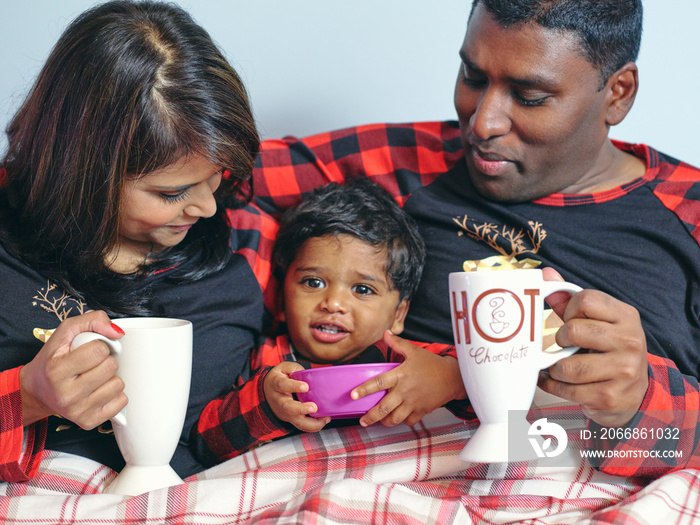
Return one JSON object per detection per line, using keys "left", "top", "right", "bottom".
{"left": 153, "top": 183, "right": 197, "bottom": 191}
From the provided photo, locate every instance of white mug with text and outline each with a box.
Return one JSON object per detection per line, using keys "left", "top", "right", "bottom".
{"left": 449, "top": 269, "right": 581, "bottom": 463}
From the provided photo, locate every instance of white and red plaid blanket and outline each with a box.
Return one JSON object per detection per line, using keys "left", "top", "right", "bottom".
{"left": 0, "top": 404, "right": 698, "bottom": 524}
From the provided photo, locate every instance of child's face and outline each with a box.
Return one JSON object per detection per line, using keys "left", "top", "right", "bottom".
{"left": 282, "top": 234, "right": 409, "bottom": 364}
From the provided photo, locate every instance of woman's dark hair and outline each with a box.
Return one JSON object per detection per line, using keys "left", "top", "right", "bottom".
{"left": 0, "top": 1, "right": 259, "bottom": 315}
{"left": 274, "top": 178, "right": 426, "bottom": 302}
{"left": 470, "top": 0, "right": 643, "bottom": 87}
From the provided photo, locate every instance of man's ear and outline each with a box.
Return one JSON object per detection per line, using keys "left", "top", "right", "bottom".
{"left": 605, "top": 62, "right": 639, "bottom": 126}
{"left": 389, "top": 299, "right": 410, "bottom": 335}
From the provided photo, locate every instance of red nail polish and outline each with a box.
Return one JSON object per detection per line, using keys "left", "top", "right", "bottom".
{"left": 111, "top": 322, "right": 125, "bottom": 335}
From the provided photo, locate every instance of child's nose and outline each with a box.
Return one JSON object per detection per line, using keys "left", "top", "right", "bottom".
{"left": 320, "top": 288, "right": 348, "bottom": 314}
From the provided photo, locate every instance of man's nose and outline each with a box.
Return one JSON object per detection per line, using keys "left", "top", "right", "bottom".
{"left": 469, "top": 89, "right": 511, "bottom": 140}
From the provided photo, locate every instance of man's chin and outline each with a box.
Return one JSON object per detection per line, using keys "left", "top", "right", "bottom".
{"left": 470, "top": 177, "right": 531, "bottom": 203}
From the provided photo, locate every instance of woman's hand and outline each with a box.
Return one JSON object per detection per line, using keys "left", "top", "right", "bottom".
{"left": 352, "top": 331, "right": 467, "bottom": 428}
{"left": 263, "top": 361, "right": 331, "bottom": 432}
{"left": 19, "top": 311, "right": 127, "bottom": 429}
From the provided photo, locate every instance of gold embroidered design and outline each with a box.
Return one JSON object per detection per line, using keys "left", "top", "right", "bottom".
{"left": 33, "top": 280, "right": 86, "bottom": 321}
{"left": 32, "top": 281, "right": 86, "bottom": 343}
{"left": 454, "top": 215, "right": 547, "bottom": 258}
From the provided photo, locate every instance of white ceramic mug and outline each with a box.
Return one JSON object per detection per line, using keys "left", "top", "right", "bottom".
{"left": 449, "top": 269, "right": 581, "bottom": 463}
{"left": 71, "top": 317, "right": 192, "bottom": 496}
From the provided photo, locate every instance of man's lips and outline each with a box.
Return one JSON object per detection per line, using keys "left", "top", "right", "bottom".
{"left": 469, "top": 147, "right": 514, "bottom": 177}
{"left": 311, "top": 322, "right": 349, "bottom": 344}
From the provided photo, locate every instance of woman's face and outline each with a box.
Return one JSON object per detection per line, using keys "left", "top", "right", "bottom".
{"left": 110, "top": 154, "right": 223, "bottom": 272}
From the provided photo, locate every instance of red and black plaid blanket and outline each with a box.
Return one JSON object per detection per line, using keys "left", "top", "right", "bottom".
{"left": 0, "top": 404, "right": 698, "bottom": 524}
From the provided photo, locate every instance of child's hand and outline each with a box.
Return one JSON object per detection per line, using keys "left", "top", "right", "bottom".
{"left": 351, "top": 331, "right": 467, "bottom": 428}
{"left": 263, "top": 361, "right": 332, "bottom": 432}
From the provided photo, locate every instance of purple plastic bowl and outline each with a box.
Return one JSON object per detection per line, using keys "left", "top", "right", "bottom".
{"left": 291, "top": 362, "right": 400, "bottom": 419}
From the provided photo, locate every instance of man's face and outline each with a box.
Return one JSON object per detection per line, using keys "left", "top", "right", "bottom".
{"left": 454, "top": 4, "right": 614, "bottom": 202}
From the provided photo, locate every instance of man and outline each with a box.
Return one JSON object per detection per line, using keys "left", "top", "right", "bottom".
{"left": 253, "top": 0, "right": 700, "bottom": 477}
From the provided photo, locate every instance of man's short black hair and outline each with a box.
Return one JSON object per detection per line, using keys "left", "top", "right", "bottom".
{"left": 471, "top": 0, "right": 643, "bottom": 86}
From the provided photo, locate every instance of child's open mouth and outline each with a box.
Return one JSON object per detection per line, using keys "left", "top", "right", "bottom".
{"left": 312, "top": 323, "right": 349, "bottom": 343}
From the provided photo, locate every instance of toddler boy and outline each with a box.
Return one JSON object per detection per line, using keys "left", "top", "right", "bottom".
{"left": 192, "top": 179, "right": 467, "bottom": 465}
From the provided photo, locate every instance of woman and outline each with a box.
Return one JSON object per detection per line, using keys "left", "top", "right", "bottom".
{"left": 0, "top": 0, "right": 273, "bottom": 481}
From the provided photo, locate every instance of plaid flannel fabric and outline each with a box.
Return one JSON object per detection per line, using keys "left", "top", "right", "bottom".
{"left": 254, "top": 121, "right": 464, "bottom": 216}
{"left": 226, "top": 203, "right": 280, "bottom": 323}
{"left": 588, "top": 352, "right": 700, "bottom": 477}
{"left": 2, "top": 407, "right": 700, "bottom": 524}
{"left": 0, "top": 367, "right": 45, "bottom": 482}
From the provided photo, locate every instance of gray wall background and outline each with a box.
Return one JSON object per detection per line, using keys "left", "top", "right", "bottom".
{"left": 2, "top": 1, "right": 698, "bottom": 166}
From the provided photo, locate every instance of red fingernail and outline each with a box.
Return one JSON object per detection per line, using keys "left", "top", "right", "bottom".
{"left": 111, "top": 322, "right": 125, "bottom": 334}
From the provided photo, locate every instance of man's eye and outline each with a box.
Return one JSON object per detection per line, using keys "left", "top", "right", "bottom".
{"left": 461, "top": 63, "right": 486, "bottom": 89}
{"left": 515, "top": 91, "right": 548, "bottom": 107}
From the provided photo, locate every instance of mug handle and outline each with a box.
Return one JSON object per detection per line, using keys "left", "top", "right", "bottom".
{"left": 537, "top": 281, "right": 583, "bottom": 369}
{"left": 70, "top": 332, "right": 127, "bottom": 426}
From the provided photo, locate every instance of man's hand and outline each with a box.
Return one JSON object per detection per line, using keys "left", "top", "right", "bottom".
{"left": 263, "top": 361, "right": 331, "bottom": 432}
{"left": 538, "top": 268, "right": 649, "bottom": 427}
{"left": 19, "top": 311, "right": 128, "bottom": 430}
{"left": 351, "top": 331, "right": 467, "bottom": 428}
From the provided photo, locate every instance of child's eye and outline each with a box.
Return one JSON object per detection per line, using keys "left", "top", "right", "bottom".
{"left": 352, "top": 284, "right": 375, "bottom": 296}
{"left": 301, "top": 277, "right": 325, "bottom": 289}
